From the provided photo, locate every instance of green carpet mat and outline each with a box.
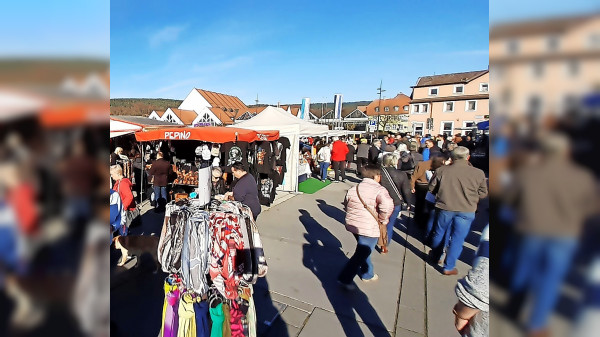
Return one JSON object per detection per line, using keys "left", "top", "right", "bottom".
{"left": 298, "top": 177, "right": 331, "bottom": 194}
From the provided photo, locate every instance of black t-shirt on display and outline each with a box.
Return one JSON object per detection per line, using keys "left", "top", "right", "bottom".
{"left": 221, "top": 141, "right": 249, "bottom": 170}
{"left": 255, "top": 142, "right": 274, "bottom": 174}
{"left": 275, "top": 137, "right": 291, "bottom": 168}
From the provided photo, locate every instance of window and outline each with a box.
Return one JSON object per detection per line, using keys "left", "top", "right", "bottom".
{"left": 394, "top": 106, "right": 399, "bottom": 111}
{"left": 566, "top": 59, "right": 579, "bottom": 77}
{"left": 444, "top": 102, "right": 454, "bottom": 112}
{"left": 463, "top": 121, "right": 475, "bottom": 129}
{"left": 412, "top": 105, "right": 420, "bottom": 113}
{"left": 384, "top": 106, "right": 389, "bottom": 112}
{"left": 413, "top": 122, "right": 424, "bottom": 135}
{"left": 531, "top": 62, "right": 544, "bottom": 79}
{"left": 375, "top": 107, "right": 379, "bottom": 112}
{"left": 546, "top": 35, "right": 559, "bottom": 52}
{"left": 403, "top": 105, "right": 409, "bottom": 111}
{"left": 480, "top": 83, "right": 489, "bottom": 92}
{"left": 422, "top": 104, "right": 428, "bottom": 113}
{"left": 507, "top": 39, "right": 519, "bottom": 54}
{"left": 429, "top": 87, "right": 439, "bottom": 96}
{"left": 454, "top": 85, "right": 464, "bottom": 94}
{"left": 588, "top": 33, "right": 600, "bottom": 49}
{"left": 465, "top": 100, "right": 477, "bottom": 111}
{"left": 441, "top": 121, "right": 454, "bottom": 136}
{"left": 527, "top": 95, "right": 542, "bottom": 117}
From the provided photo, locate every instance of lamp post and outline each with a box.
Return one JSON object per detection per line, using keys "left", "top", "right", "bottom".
{"left": 376, "top": 80, "right": 385, "bottom": 136}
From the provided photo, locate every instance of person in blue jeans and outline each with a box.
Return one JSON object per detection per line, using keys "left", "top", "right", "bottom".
{"left": 317, "top": 144, "right": 331, "bottom": 182}
{"left": 428, "top": 146, "right": 488, "bottom": 275}
{"left": 338, "top": 165, "right": 394, "bottom": 289}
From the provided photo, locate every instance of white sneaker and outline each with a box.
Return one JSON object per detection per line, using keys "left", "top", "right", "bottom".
{"left": 361, "top": 274, "right": 379, "bottom": 282}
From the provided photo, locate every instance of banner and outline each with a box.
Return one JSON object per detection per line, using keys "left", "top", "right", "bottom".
{"left": 300, "top": 97, "right": 310, "bottom": 120}
{"left": 333, "top": 94, "right": 343, "bottom": 119}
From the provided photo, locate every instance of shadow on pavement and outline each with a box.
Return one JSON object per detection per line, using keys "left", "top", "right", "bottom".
{"left": 315, "top": 199, "right": 345, "bottom": 225}
{"left": 253, "top": 277, "right": 291, "bottom": 337}
{"left": 299, "top": 209, "right": 391, "bottom": 337}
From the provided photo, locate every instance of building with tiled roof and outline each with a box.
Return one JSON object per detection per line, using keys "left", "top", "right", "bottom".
{"left": 364, "top": 93, "right": 411, "bottom": 133}
{"left": 161, "top": 108, "right": 198, "bottom": 125}
{"left": 408, "top": 70, "right": 489, "bottom": 136}
{"left": 174, "top": 88, "right": 250, "bottom": 125}
{"left": 148, "top": 110, "right": 165, "bottom": 120}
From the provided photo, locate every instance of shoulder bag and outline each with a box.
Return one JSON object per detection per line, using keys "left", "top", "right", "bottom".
{"left": 355, "top": 185, "right": 388, "bottom": 247}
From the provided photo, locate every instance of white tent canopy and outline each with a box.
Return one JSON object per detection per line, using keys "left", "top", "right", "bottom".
{"left": 231, "top": 106, "right": 329, "bottom": 192}
{"left": 110, "top": 118, "right": 141, "bottom": 138}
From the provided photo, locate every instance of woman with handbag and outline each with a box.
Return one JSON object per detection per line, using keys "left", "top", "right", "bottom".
{"left": 379, "top": 154, "right": 414, "bottom": 253}
{"left": 110, "top": 165, "right": 137, "bottom": 235}
{"left": 337, "top": 165, "right": 394, "bottom": 290}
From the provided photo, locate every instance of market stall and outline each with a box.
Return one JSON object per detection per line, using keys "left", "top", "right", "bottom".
{"left": 232, "top": 106, "right": 328, "bottom": 192}
{"left": 134, "top": 126, "right": 284, "bottom": 206}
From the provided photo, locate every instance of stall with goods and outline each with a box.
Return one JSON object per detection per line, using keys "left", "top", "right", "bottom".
{"left": 135, "top": 126, "right": 286, "bottom": 206}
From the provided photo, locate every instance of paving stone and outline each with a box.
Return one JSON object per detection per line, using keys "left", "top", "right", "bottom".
{"left": 395, "top": 327, "right": 425, "bottom": 337}
{"left": 298, "top": 308, "right": 391, "bottom": 337}
{"left": 269, "top": 291, "right": 315, "bottom": 313}
{"left": 280, "top": 306, "right": 311, "bottom": 329}
{"left": 395, "top": 305, "right": 425, "bottom": 335}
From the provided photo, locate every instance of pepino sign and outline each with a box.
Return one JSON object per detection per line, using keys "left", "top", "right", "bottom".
{"left": 164, "top": 131, "right": 191, "bottom": 139}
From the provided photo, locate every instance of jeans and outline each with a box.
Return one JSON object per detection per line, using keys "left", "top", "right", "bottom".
{"left": 154, "top": 186, "right": 167, "bottom": 208}
{"left": 431, "top": 210, "right": 475, "bottom": 271}
{"left": 386, "top": 205, "right": 402, "bottom": 246}
{"left": 319, "top": 162, "right": 330, "bottom": 181}
{"left": 338, "top": 234, "right": 378, "bottom": 284}
{"left": 510, "top": 236, "right": 577, "bottom": 331}
{"left": 331, "top": 160, "right": 346, "bottom": 181}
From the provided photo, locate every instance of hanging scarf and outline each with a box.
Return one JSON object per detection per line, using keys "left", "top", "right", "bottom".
{"left": 193, "top": 301, "right": 210, "bottom": 337}
{"left": 177, "top": 293, "right": 197, "bottom": 337}
{"left": 209, "top": 303, "right": 224, "bottom": 337}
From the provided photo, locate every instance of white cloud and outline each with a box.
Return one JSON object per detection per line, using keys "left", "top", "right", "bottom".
{"left": 149, "top": 25, "right": 187, "bottom": 48}
{"left": 152, "top": 78, "right": 199, "bottom": 95}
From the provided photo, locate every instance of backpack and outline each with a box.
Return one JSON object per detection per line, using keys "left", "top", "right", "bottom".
{"left": 399, "top": 152, "right": 415, "bottom": 171}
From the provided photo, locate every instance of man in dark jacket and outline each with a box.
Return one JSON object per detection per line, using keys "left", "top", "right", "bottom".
{"left": 148, "top": 151, "right": 172, "bottom": 210}
{"left": 368, "top": 139, "right": 382, "bottom": 165}
{"left": 356, "top": 139, "right": 370, "bottom": 176}
{"left": 428, "top": 146, "right": 487, "bottom": 275}
{"left": 422, "top": 139, "right": 441, "bottom": 161}
{"left": 346, "top": 141, "right": 356, "bottom": 174}
{"left": 227, "top": 161, "right": 261, "bottom": 220}
{"left": 379, "top": 154, "right": 414, "bottom": 253}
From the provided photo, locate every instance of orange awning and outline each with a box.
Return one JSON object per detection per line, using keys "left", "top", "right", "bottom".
{"left": 134, "top": 126, "right": 279, "bottom": 143}
{"left": 40, "top": 102, "right": 108, "bottom": 127}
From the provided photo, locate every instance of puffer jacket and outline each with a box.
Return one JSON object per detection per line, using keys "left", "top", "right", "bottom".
{"left": 331, "top": 140, "right": 349, "bottom": 162}
{"left": 344, "top": 178, "right": 394, "bottom": 238}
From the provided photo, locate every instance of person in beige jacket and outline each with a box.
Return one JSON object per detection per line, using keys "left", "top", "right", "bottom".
{"left": 337, "top": 165, "right": 394, "bottom": 290}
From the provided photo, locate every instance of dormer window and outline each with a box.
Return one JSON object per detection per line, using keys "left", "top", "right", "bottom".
{"left": 454, "top": 85, "right": 464, "bottom": 94}
{"left": 429, "top": 87, "right": 438, "bottom": 96}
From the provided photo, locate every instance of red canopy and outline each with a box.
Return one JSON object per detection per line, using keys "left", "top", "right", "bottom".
{"left": 134, "top": 126, "right": 279, "bottom": 143}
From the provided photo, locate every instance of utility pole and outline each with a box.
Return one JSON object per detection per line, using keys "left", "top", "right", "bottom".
{"left": 376, "top": 80, "right": 385, "bottom": 135}
{"left": 255, "top": 94, "right": 259, "bottom": 115}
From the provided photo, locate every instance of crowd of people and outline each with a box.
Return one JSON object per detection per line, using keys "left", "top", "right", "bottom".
{"left": 305, "top": 131, "right": 490, "bottom": 336}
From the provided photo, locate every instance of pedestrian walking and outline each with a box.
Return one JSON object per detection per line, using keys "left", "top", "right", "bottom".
{"left": 379, "top": 154, "right": 414, "bottom": 253}
{"left": 331, "top": 137, "right": 349, "bottom": 183}
{"left": 368, "top": 139, "right": 382, "bottom": 165}
{"left": 148, "top": 151, "right": 172, "bottom": 211}
{"left": 346, "top": 140, "right": 356, "bottom": 174}
{"left": 422, "top": 139, "right": 441, "bottom": 161}
{"left": 317, "top": 143, "right": 332, "bottom": 182}
{"left": 337, "top": 165, "right": 393, "bottom": 290}
{"left": 428, "top": 146, "right": 488, "bottom": 275}
{"left": 356, "top": 139, "right": 370, "bottom": 176}
{"left": 110, "top": 164, "right": 136, "bottom": 234}
{"left": 453, "top": 224, "right": 489, "bottom": 337}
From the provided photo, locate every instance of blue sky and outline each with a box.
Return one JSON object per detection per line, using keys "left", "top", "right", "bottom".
{"left": 0, "top": 1, "right": 109, "bottom": 58}
{"left": 111, "top": 1, "right": 490, "bottom": 104}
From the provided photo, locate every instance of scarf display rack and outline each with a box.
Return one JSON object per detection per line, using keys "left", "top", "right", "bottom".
{"left": 157, "top": 199, "right": 266, "bottom": 337}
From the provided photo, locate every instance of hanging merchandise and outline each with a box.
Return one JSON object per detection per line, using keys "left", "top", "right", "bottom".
{"left": 156, "top": 199, "right": 269, "bottom": 337}
{"left": 221, "top": 141, "right": 249, "bottom": 169}
{"left": 254, "top": 142, "right": 273, "bottom": 174}
{"left": 197, "top": 167, "right": 211, "bottom": 207}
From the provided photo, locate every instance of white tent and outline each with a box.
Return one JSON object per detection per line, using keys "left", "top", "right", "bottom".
{"left": 231, "top": 106, "right": 329, "bottom": 192}
{"left": 110, "top": 118, "right": 141, "bottom": 138}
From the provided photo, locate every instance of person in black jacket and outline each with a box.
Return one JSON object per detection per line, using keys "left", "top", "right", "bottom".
{"left": 368, "top": 139, "right": 382, "bottom": 165}
{"left": 345, "top": 140, "right": 356, "bottom": 174}
{"left": 379, "top": 153, "right": 414, "bottom": 253}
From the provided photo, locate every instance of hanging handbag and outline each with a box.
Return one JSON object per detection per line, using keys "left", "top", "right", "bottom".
{"left": 355, "top": 185, "right": 388, "bottom": 247}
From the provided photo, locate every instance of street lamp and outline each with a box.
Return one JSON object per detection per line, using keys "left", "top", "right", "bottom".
{"left": 377, "top": 80, "right": 385, "bottom": 136}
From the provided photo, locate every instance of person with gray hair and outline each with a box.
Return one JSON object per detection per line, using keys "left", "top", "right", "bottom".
{"left": 368, "top": 139, "right": 382, "bottom": 165}
{"left": 428, "top": 146, "right": 488, "bottom": 275}
{"left": 378, "top": 154, "right": 414, "bottom": 253}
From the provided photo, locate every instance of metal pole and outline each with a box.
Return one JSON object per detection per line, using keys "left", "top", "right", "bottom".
{"left": 140, "top": 142, "right": 144, "bottom": 204}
